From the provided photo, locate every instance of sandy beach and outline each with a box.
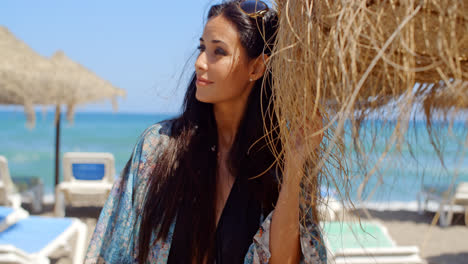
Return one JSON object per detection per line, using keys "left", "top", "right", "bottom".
{"left": 25, "top": 201, "right": 467, "bottom": 264}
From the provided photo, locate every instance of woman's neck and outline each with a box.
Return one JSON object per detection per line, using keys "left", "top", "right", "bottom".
{"left": 213, "top": 100, "right": 246, "bottom": 150}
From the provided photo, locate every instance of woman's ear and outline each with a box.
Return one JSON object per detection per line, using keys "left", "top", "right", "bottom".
{"left": 249, "top": 54, "right": 269, "bottom": 81}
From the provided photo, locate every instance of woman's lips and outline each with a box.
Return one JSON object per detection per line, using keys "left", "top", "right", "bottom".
{"left": 196, "top": 77, "right": 213, "bottom": 86}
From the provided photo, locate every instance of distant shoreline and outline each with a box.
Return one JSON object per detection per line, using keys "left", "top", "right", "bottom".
{"left": 355, "top": 200, "right": 466, "bottom": 213}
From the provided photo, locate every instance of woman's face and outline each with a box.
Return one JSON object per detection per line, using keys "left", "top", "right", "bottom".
{"left": 194, "top": 15, "right": 255, "bottom": 105}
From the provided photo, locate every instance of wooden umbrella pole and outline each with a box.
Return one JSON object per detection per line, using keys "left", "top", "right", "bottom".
{"left": 54, "top": 105, "right": 61, "bottom": 186}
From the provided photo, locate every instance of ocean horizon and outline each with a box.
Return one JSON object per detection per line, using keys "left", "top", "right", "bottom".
{"left": 1, "top": 110, "right": 467, "bottom": 203}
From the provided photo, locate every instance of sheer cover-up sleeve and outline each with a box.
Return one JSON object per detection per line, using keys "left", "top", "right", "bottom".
{"left": 85, "top": 122, "right": 171, "bottom": 264}
{"left": 244, "top": 210, "right": 327, "bottom": 264}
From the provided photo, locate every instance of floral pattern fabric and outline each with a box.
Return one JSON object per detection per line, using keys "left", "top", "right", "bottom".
{"left": 85, "top": 121, "right": 327, "bottom": 264}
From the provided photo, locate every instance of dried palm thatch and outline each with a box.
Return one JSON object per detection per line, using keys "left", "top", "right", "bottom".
{"left": 50, "top": 51, "right": 126, "bottom": 122}
{"left": 0, "top": 26, "right": 60, "bottom": 125}
{"left": 0, "top": 26, "right": 126, "bottom": 126}
{"left": 268, "top": 0, "right": 467, "bottom": 220}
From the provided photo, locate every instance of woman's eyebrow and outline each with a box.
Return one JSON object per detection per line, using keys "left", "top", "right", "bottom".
{"left": 199, "top": 37, "right": 227, "bottom": 45}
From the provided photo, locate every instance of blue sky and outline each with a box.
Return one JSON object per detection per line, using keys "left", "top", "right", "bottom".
{"left": 1, "top": 1, "right": 220, "bottom": 114}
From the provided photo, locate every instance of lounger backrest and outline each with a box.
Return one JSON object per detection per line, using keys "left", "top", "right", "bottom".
{"left": 63, "top": 152, "right": 115, "bottom": 183}
{"left": 72, "top": 163, "right": 105, "bottom": 180}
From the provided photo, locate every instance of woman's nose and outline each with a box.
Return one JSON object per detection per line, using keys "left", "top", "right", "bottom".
{"left": 195, "top": 52, "right": 208, "bottom": 71}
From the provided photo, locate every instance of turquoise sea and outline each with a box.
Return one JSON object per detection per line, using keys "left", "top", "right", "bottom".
{"left": 0, "top": 110, "right": 467, "bottom": 202}
{"left": 0, "top": 110, "right": 174, "bottom": 195}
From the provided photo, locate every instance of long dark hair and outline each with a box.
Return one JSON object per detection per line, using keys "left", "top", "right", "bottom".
{"left": 137, "top": 1, "right": 280, "bottom": 262}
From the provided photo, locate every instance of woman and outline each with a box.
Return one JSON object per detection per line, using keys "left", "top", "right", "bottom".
{"left": 85, "top": 1, "right": 326, "bottom": 263}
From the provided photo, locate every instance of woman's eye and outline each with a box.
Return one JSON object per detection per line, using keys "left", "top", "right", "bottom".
{"left": 214, "top": 48, "right": 227, "bottom": 56}
{"left": 197, "top": 45, "right": 226, "bottom": 56}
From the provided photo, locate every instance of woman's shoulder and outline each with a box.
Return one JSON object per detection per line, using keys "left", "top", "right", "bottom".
{"left": 133, "top": 119, "right": 174, "bottom": 165}
{"left": 129, "top": 119, "right": 175, "bottom": 200}
{"left": 139, "top": 119, "right": 174, "bottom": 142}
{"left": 136, "top": 119, "right": 175, "bottom": 152}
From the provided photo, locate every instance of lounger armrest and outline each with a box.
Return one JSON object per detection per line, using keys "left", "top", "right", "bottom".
{"left": 57, "top": 182, "right": 113, "bottom": 194}
{"left": 334, "top": 246, "right": 420, "bottom": 257}
{"left": 0, "top": 245, "right": 50, "bottom": 264}
{"left": 0, "top": 245, "right": 27, "bottom": 256}
{"left": 455, "top": 193, "right": 468, "bottom": 202}
{"left": 0, "top": 207, "right": 29, "bottom": 232}
{"left": 39, "top": 218, "right": 87, "bottom": 264}
{"left": 7, "top": 193, "right": 22, "bottom": 209}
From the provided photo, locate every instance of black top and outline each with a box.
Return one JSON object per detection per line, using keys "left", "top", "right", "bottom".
{"left": 168, "top": 176, "right": 262, "bottom": 264}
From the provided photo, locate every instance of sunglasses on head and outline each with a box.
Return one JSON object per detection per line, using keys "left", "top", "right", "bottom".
{"left": 238, "top": 0, "right": 269, "bottom": 18}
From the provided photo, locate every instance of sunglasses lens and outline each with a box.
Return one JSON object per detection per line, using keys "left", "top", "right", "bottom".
{"left": 240, "top": 0, "right": 268, "bottom": 14}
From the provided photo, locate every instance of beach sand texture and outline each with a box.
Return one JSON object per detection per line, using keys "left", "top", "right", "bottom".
{"left": 26, "top": 203, "right": 468, "bottom": 264}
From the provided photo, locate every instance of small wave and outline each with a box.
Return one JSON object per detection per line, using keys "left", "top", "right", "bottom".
{"left": 72, "top": 147, "right": 82, "bottom": 152}
{"left": 11, "top": 153, "right": 42, "bottom": 163}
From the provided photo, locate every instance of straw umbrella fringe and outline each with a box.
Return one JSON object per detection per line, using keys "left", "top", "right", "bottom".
{"left": 50, "top": 51, "right": 126, "bottom": 121}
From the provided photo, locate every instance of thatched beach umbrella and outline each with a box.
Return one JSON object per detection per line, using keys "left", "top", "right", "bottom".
{"left": 0, "top": 26, "right": 126, "bottom": 187}
{"left": 267, "top": 0, "right": 468, "bottom": 217}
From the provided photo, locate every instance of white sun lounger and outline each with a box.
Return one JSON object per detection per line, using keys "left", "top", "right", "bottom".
{"left": 54, "top": 152, "right": 115, "bottom": 217}
{"left": 0, "top": 206, "right": 29, "bottom": 233}
{"left": 0, "top": 215, "right": 87, "bottom": 264}
{"left": 321, "top": 221, "right": 424, "bottom": 264}
{"left": 0, "top": 156, "right": 21, "bottom": 209}
{"left": 417, "top": 182, "right": 468, "bottom": 227}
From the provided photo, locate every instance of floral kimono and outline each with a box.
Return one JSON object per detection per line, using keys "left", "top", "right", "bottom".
{"left": 85, "top": 120, "right": 327, "bottom": 264}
